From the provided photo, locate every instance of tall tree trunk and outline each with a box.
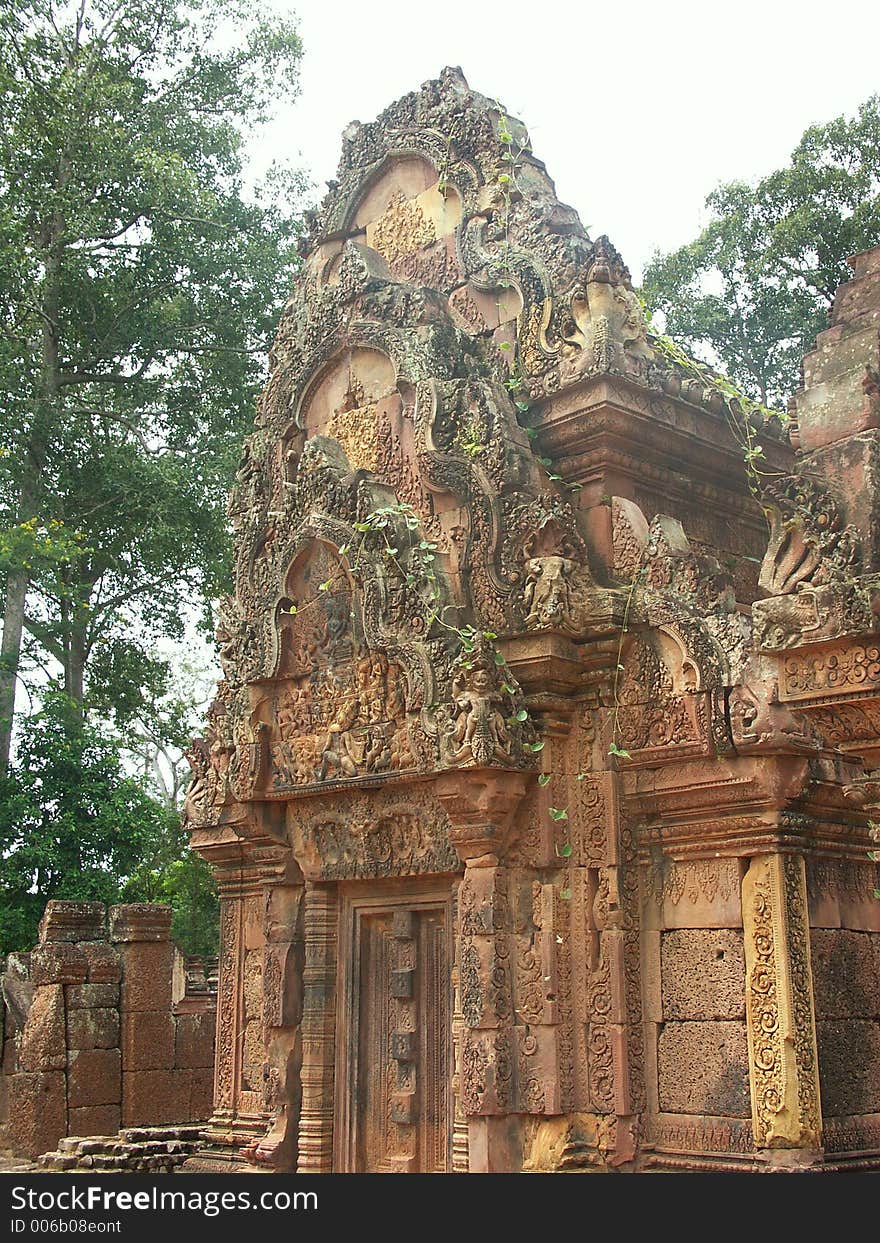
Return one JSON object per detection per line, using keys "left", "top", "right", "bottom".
{"left": 0, "top": 215, "right": 63, "bottom": 773}
{"left": 66, "top": 622, "right": 86, "bottom": 710}
{"left": 0, "top": 567, "right": 29, "bottom": 773}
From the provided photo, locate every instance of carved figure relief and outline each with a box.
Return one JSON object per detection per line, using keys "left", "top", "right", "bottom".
{"left": 614, "top": 635, "right": 704, "bottom": 754}
{"left": 368, "top": 190, "right": 437, "bottom": 265}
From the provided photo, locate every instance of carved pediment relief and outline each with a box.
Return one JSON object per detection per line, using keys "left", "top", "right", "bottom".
{"left": 613, "top": 632, "right": 712, "bottom": 759}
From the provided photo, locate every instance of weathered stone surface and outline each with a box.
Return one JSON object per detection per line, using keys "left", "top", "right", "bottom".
{"left": 174, "top": 1012, "right": 216, "bottom": 1069}
{"left": 1, "top": 953, "right": 34, "bottom": 1035}
{"left": 68, "top": 1105, "right": 121, "bottom": 1138}
{"left": 817, "top": 1020, "right": 880, "bottom": 1116}
{"left": 811, "top": 929, "right": 880, "bottom": 1020}
{"left": 82, "top": 942, "right": 121, "bottom": 984}
{"left": 67, "top": 1048, "right": 121, "bottom": 1108}
{"left": 110, "top": 904, "right": 173, "bottom": 943}
{"left": 661, "top": 930, "right": 746, "bottom": 1020}
{"left": 67, "top": 1008, "right": 120, "bottom": 1052}
{"left": 30, "top": 943, "right": 87, "bottom": 986}
{"left": 38, "top": 1125, "right": 207, "bottom": 1173}
{"left": 39, "top": 901, "right": 106, "bottom": 944}
{"left": 19, "top": 984, "right": 66, "bottom": 1072}
{"left": 121, "top": 1011, "right": 174, "bottom": 1071}
{"left": 8, "top": 1072, "right": 67, "bottom": 1158}
{"left": 657, "top": 1021, "right": 750, "bottom": 1117}
{"left": 1, "top": 899, "right": 215, "bottom": 1160}
{"left": 65, "top": 983, "right": 119, "bottom": 1010}
{"left": 122, "top": 1070, "right": 190, "bottom": 1127}
{"left": 189, "top": 1068, "right": 214, "bottom": 1120}
{"left": 118, "top": 942, "right": 175, "bottom": 1013}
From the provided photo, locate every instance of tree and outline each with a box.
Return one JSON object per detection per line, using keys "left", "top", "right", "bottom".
{"left": 0, "top": 692, "right": 188, "bottom": 951}
{"left": 120, "top": 813, "right": 220, "bottom": 958}
{"left": 0, "top": 692, "right": 219, "bottom": 954}
{"left": 0, "top": 0, "right": 304, "bottom": 770}
{"left": 641, "top": 95, "right": 880, "bottom": 408}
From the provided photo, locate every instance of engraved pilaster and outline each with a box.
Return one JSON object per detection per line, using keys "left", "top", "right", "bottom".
{"left": 742, "top": 853, "right": 822, "bottom": 1150}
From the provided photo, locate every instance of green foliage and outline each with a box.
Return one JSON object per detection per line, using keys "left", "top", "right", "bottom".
{"left": 0, "top": 0, "right": 304, "bottom": 746}
{"left": 0, "top": 695, "right": 156, "bottom": 949}
{"left": 120, "top": 816, "right": 219, "bottom": 958}
{"left": 0, "top": 692, "right": 217, "bottom": 954}
{"left": 642, "top": 95, "right": 880, "bottom": 407}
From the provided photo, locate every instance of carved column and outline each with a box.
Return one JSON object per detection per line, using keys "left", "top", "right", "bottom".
{"left": 742, "top": 853, "right": 822, "bottom": 1155}
{"left": 437, "top": 766, "right": 528, "bottom": 1171}
{"left": 450, "top": 881, "right": 469, "bottom": 1172}
{"left": 241, "top": 858, "right": 305, "bottom": 1173}
{"left": 214, "top": 866, "right": 267, "bottom": 1136}
{"left": 297, "top": 881, "right": 338, "bottom": 1172}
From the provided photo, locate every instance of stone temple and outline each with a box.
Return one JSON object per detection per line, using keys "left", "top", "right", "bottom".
{"left": 182, "top": 68, "right": 880, "bottom": 1173}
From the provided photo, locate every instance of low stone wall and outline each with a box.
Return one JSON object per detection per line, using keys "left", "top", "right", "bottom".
{"left": 0, "top": 901, "right": 217, "bottom": 1159}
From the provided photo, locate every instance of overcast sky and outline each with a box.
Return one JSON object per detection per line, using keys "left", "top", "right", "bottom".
{"left": 253, "top": 0, "right": 880, "bottom": 281}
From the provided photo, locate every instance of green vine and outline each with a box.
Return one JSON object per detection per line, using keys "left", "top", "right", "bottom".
{"left": 641, "top": 300, "right": 790, "bottom": 503}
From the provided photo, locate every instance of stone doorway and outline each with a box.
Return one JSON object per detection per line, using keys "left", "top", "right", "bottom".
{"left": 334, "top": 885, "right": 453, "bottom": 1172}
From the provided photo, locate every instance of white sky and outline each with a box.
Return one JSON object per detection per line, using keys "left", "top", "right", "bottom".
{"left": 255, "top": 0, "right": 880, "bottom": 281}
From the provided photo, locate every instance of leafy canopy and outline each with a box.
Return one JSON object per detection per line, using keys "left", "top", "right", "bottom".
{"left": 0, "top": 692, "right": 218, "bottom": 953}
{"left": 0, "top": 0, "right": 303, "bottom": 732}
{"left": 641, "top": 95, "right": 880, "bottom": 407}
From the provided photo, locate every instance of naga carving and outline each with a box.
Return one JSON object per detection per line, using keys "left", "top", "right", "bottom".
{"left": 753, "top": 474, "right": 873, "bottom": 650}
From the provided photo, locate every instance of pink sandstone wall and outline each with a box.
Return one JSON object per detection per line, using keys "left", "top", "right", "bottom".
{"left": 0, "top": 901, "right": 216, "bottom": 1159}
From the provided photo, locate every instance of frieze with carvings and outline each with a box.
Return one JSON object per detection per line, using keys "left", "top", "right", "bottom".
{"left": 645, "top": 857, "right": 741, "bottom": 909}
{"left": 292, "top": 790, "right": 458, "bottom": 882}
{"left": 270, "top": 651, "right": 414, "bottom": 791}
{"left": 780, "top": 643, "right": 880, "bottom": 702}
{"left": 648, "top": 1116, "right": 755, "bottom": 1156}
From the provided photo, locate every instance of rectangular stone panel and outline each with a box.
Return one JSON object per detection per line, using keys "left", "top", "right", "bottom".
{"left": 818, "top": 1020, "right": 880, "bottom": 1116}
{"left": 19, "top": 983, "right": 66, "bottom": 1072}
{"left": 118, "top": 942, "right": 174, "bottom": 1012}
{"left": 8, "top": 1071, "right": 67, "bottom": 1158}
{"left": 30, "top": 943, "right": 87, "bottom": 986}
{"left": 657, "top": 1020, "right": 750, "bottom": 1117}
{"left": 189, "top": 1067, "right": 214, "bottom": 1121}
{"left": 811, "top": 930, "right": 880, "bottom": 1020}
{"left": 66, "top": 983, "right": 119, "bottom": 1010}
{"left": 67, "top": 1048, "right": 121, "bottom": 1108}
{"left": 39, "top": 901, "right": 106, "bottom": 943}
{"left": 173, "top": 1012, "right": 216, "bottom": 1070}
{"left": 661, "top": 929, "right": 746, "bottom": 1020}
{"left": 67, "top": 1008, "right": 120, "bottom": 1052}
{"left": 82, "top": 942, "right": 121, "bottom": 984}
{"left": 122, "top": 1069, "right": 191, "bottom": 1127}
{"left": 109, "top": 903, "right": 172, "bottom": 943}
{"left": 69, "top": 1105, "right": 121, "bottom": 1138}
{"left": 121, "top": 1011, "right": 175, "bottom": 1070}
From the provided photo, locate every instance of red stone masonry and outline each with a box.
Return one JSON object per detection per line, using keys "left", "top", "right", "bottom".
{"left": 0, "top": 901, "right": 216, "bottom": 1158}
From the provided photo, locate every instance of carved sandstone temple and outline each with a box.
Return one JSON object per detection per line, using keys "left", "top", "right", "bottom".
{"left": 184, "top": 69, "right": 880, "bottom": 1173}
